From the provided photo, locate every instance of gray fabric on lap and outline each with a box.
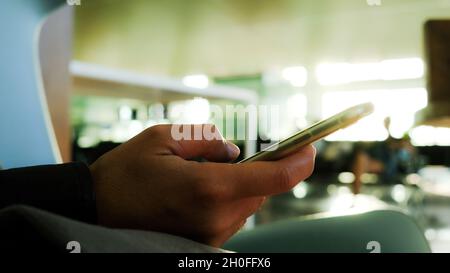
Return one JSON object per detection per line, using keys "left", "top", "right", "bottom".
{"left": 0, "top": 205, "right": 230, "bottom": 253}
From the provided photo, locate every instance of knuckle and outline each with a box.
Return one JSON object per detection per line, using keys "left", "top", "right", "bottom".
{"left": 276, "top": 167, "right": 296, "bottom": 192}
{"left": 147, "top": 124, "right": 166, "bottom": 137}
{"left": 191, "top": 166, "right": 230, "bottom": 203}
{"left": 192, "top": 176, "right": 223, "bottom": 205}
{"left": 197, "top": 185, "right": 219, "bottom": 204}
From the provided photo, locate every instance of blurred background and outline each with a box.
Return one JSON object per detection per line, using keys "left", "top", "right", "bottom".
{"left": 2, "top": 0, "right": 450, "bottom": 252}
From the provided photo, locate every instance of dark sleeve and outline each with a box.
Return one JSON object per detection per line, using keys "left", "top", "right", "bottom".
{"left": 0, "top": 162, "right": 97, "bottom": 223}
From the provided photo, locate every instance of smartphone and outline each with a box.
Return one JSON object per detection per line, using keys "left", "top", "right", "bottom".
{"left": 238, "top": 102, "right": 374, "bottom": 163}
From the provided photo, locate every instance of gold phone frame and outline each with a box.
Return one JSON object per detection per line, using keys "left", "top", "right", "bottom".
{"left": 239, "top": 102, "right": 374, "bottom": 163}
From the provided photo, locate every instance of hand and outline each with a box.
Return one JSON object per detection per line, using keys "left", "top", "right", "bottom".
{"left": 89, "top": 124, "right": 316, "bottom": 247}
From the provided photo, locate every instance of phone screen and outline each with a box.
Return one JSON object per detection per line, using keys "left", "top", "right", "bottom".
{"left": 238, "top": 102, "right": 374, "bottom": 163}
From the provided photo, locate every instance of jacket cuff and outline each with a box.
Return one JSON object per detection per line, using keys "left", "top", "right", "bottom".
{"left": 0, "top": 162, "right": 97, "bottom": 223}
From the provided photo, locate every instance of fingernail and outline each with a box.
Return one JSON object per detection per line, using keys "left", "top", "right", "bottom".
{"left": 226, "top": 141, "right": 240, "bottom": 158}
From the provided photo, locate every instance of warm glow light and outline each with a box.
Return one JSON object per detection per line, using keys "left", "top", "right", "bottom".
{"left": 281, "top": 66, "right": 308, "bottom": 87}
{"left": 316, "top": 58, "right": 424, "bottom": 86}
{"left": 293, "top": 183, "right": 308, "bottom": 198}
{"left": 322, "top": 88, "right": 427, "bottom": 141}
{"left": 391, "top": 184, "right": 407, "bottom": 203}
{"left": 329, "top": 193, "right": 355, "bottom": 212}
{"left": 286, "top": 93, "right": 308, "bottom": 128}
{"left": 182, "top": 74, "right": 210, "bottom": 89}
{"left": 78, "top": 135, "right": 98, "bottom": 148}
{"left": 316, "top": 63, "right": 378, "bottom": 85}
{"left": 389, "top": 113, "right": 415, "bottom": 139}
{"left": 410, "top": 126, "right": 450, "bottom": 146}
{"left": 119, "top": 105, "right": 132, "bottom": 121}
{"left": 380, "top": 58, "right": 424, "bottom": 80}
{"left": 338, "top": 172, "right": 355, "bottom": 184}
{"left": 327, "top": 194, "right": 387, "bottom": 215}
{"left": 169, "top": 97, "right": 210, "bottom": 124}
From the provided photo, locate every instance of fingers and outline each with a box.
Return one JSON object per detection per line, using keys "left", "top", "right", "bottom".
{"left": 146, "top": 124, "right": 314, "bottom": 198}
{"left": 146, "top": 124, "right": 240, "bottom": 162}
{"left": 196, "top": 145, "right": 316, "bottom": 199}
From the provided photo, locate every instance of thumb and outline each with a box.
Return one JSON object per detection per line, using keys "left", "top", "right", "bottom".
{"left": 170, "top": 124, "right": 240, "bottom": 162}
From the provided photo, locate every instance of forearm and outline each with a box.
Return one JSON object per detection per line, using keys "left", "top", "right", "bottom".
{"left": 0, "top": 162, "right": 97, "bottom": 223}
